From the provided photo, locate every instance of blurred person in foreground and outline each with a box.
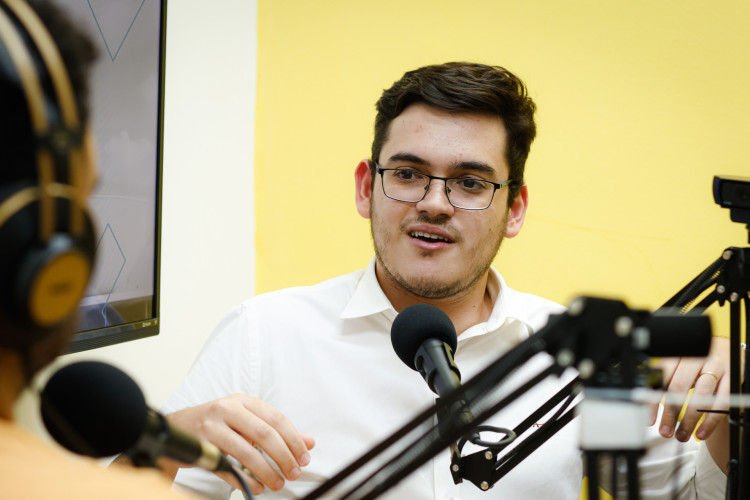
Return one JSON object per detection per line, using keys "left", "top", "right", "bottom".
{"left": 0, "top": 1, "right": 199, "bottom": 498}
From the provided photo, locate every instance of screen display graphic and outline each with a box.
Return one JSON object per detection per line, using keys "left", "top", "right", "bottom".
{"left": 53, "top": 0, "right": 165, "bottom": 352}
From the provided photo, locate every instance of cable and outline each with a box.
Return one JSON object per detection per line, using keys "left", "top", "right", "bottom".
{"left": 228, "top": 466, "right": 254, "bottom": 500}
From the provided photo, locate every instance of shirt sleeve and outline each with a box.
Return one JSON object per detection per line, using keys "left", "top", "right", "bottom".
{"left": 596, "top": 409, "right": 727, "bottom": 500}
{"left": 693, "top": 439, "right": 728, "bottom": 500}
{"left": 162, "top": 302, "right": 261, "bottom": 500}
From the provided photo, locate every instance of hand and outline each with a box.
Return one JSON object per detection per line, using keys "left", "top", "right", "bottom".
{"left": 166, "top": 394, "right": 315, "bottom": 496}
{"left": 650, "top": 337, "right": 729, "bottom": 448}
{"left": 649, "top": 336, "right": 729, "bottom": 443}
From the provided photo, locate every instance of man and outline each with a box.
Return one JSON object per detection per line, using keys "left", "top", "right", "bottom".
{"left": 164, "top": 62, "right": 729, "bottom": 499}
{"left": 0, "top": 1, "right": 199, "bottom": 498}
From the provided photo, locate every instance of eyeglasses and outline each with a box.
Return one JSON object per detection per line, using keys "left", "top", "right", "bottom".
{"left": 376, "top": 164, "right": 512, "bottom": 210}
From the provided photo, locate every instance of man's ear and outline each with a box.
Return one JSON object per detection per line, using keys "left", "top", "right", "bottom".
{"left": 355, "top": 159, "right": 373, "bottom": 219}
{"left": 504, "top": 183, "right": 528, "bottom": 238}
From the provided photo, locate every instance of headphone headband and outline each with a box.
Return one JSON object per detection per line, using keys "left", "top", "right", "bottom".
{"left": 0, "top": 0, "right": 85, "bottom": 239}
{"left": 0, "top": 0, "right": 96, "bottom": 332}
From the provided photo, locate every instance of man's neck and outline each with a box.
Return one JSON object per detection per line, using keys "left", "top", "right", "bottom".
{"left": 378, "top": 268, "right": 495, "bottom": 335}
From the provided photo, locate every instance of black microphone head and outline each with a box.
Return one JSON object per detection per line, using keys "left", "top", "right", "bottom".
{"left": 643, "top": 314, "right": 712, "bottom": 357}
{"left": 40, "top": 361, "right": 148, "bottom": 457}
{"left": 391, "top": 303, "right": 457, "bottom": 370}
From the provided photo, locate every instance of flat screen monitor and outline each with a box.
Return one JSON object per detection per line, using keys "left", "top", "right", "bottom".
{"left": 53, "top": 0, "right": 166, "bottom": 353}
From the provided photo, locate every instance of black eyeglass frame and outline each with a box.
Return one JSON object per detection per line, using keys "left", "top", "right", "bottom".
{"left": 375, "top": 164, "right": 512, "bottom": 211}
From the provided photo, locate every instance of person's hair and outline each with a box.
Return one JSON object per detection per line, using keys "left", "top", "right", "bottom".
{"left": 0, "top": 1, "right": 96, "bottom": 369}
{"left": 371, "top": 62, "right": 536, "bottom": 205}
{"left": 0, "top": 0, "right": 97, "bottom": 185}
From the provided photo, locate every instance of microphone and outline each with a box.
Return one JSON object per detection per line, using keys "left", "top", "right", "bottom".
{"left": 40, "top": 360, "right": 232, "bottom": 472}
{"left": 391, "top": 304, "right": 480, "bottom": 456}
{"left": 391, "top": 303, "right": 461, "bottom": 397}
{"left": 642, "top": 313, "right": 712, "bottom": 358}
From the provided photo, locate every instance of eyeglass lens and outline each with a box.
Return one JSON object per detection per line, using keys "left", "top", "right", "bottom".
{"left": 382, "top": 169, "right": 496, "bottom": 209}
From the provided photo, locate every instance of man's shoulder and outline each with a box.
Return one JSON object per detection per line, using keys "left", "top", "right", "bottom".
{"left": 505, "top": 286, "right": 565, "bottom": 311}
{"left": 240, "top": 268, "right": 366, "bottom": 309}
{"left": 503, "top": 286, "right": 566, "bottom": 332}
{"left": 196, "top": 269, "right": 369, "bottom": 357}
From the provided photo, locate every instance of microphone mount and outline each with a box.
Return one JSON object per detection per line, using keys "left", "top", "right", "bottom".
{"left": 659, "top": 245, "right": 750, "bottom": 500}
{"left": 301, "top": 297, "right": 710, "bottom": 499}
{"left": 446, "top": 297, "right": 677, "bottom": 498}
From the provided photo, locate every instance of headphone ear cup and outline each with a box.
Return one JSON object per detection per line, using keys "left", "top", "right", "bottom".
{"left": 17, "top": 232, "right": 94, "bottom": 328}
{"left": 0, "top": 181, "right": 96, "bottom": 340}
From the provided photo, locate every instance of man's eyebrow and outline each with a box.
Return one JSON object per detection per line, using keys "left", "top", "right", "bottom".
{"left": 387, "top": 153, "right": 428, "bottom": 165}
{"left": 386, "top": 153, "right": 499, "bottom": 177}
{"left": 450, "top": 160, "right": 497, "bottom": 176}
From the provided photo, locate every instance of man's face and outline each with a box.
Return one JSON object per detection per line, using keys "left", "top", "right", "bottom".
{"left": 355, "top": 102, "right": 527, "bottom": 302}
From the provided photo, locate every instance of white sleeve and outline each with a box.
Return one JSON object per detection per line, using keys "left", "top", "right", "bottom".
{"left": 693, "top": 440, "right": 728, "bottom": 500}
{"left": 162, "top": 302, "right": 261, "bottom": 500}
{"left": 597, "top": 408, "right": 727, "bottom": 500}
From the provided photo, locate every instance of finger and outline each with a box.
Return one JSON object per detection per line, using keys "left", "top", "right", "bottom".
{"left": 238, "top": 397, "right": 313, "bottom": 471}
{"left": 659, "top": 358, "right": 703, "bottom": 437}
{"left": 217, "top": 468, "right": 265, "bottom": 497}
{"left": 200, "top": 413, "right": 288, "bottom": 491}
{"left": 693, "top": 336, "right": 731, "bottom": 439}
{"left": 165, "top": 396, "right": 307, "bottom": 492}
{"left": 302, "top": 433, "right": 316, "bottom": 451}
{"left": 198, "top": 395, "right": 309, "bottom": 484}
{"left": 655, "top": 357, "right": 679, "bottom": 387}
{"left": 674, "top": 370, "right": 722, "bottom": 441}
{"left": 215, "top": 398, "right": 306, "bottom": 484}
{"left": 696, "top": 375, "right": 730, "bottom": 440}
{"left": 647, "top": 358, "right": 678, "bottom": 426}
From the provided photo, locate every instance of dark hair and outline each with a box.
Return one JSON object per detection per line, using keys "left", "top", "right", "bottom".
{"left": 371, "top": 62, "right": 536, "bottom": 205}
{"left": 0, "top": 0, "right": 97, "bottom": 185}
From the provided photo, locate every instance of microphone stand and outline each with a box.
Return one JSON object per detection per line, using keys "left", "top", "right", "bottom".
{"left": 448, "top": 377, "right": 578, "bottom": 491}
{"left": 300, "top": 297, "right": 710, "bottom": 500}
{"left": 452, "top": 177, "right": 750, "bottom": 498}
{"left": 451, "top": 297, "right": 674, "bottom": 500}
{"left": 658, "top": 245, "right": 749, "bottom": 500}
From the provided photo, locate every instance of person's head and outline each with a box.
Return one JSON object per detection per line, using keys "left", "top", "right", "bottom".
{"left": 356, "top": 62, "right": 535, "bottom": 312}
{"left": 0, "top": 0, "right": 97, "bottom": 382}
{"left": 370, "top": 62, "right": 536, "bottom": 207}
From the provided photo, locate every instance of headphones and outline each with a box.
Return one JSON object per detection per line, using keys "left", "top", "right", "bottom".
{"left": 0, "top": 0, "right": 95, "bottom": 344}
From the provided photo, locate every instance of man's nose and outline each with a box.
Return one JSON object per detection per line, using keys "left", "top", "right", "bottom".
{"left": 415, "top": 179, "right": 455, "bottom": 215}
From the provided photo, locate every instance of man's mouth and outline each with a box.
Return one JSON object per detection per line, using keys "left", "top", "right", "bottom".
{"left": 409, "top": 231, "right": 452, "bottom": 244}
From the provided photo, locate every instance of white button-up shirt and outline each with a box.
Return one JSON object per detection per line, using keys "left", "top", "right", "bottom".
{"left": 163, "top": 258, "right": 725, "bottom": 499}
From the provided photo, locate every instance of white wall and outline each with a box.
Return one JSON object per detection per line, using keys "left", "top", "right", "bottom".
{"left": 16, "top": 0, "right": 258, "bottom": 437}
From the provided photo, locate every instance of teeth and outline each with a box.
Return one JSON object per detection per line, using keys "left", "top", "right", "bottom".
{"left": 410, "top": 231, "right": 449, "bottom": 242}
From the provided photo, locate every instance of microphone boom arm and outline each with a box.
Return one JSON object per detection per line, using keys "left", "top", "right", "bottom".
{"left": 301, "top": 297, "right": 710, "bottom": 499}
{"left": 657, "top": 246, "right": 750, "bottom": 500}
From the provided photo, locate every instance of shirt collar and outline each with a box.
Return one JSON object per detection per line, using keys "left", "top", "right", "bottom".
{"left": 340, "top": 257, "right": 397, "bottom": 321}
{"left": 340, "top": 258, "right": 527, "bottom": 341}
{"left": 457, "top": 267, "right": 532, "bottom": 343}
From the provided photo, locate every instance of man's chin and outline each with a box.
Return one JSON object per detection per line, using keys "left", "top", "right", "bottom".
{"left": 396, "top": 276, "right": 466, "bottom": 300}
{"left": 376, "top": 254, "right": 479, "bottom": 299}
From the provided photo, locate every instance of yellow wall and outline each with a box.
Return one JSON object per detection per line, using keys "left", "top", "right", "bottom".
{"left": 256, "top": 0, "right": 749, "bottom": 336}
{"left": 256, "top": 3, "right": 747, "bottom": 494}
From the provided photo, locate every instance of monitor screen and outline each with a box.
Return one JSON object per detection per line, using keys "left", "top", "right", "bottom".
{"left": 54, "top": 0, "right": 166, "bottom": 353}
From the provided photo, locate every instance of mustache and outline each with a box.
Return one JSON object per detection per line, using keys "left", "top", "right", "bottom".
{"left": 399, "top": 214, "right": 458, "bottom": 242}
{"left": 412, "top": 213, "right": 451, "bottom": 226}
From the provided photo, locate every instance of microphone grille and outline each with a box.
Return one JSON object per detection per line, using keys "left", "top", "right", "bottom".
{"left": 40, "top": 361, "right": 148, "bottom": 457}
{"left": 643, "top": 314, "right": 711, "bottom": 357}
{"left": 391, "top": 303, "right": 457, "bottom": 370}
